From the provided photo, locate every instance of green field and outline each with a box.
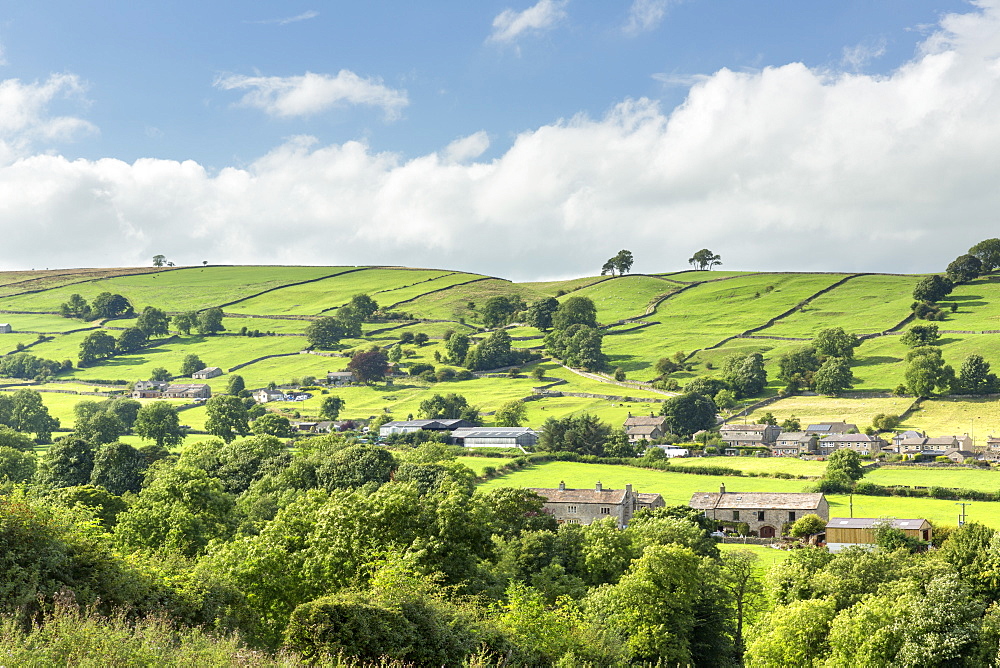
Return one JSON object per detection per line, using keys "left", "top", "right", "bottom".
{"left": 866, "top": 466, "right": 1000, "bottom": 492}
{"left": 744, "top": 395, "right": 917, "bottom": 432}
{"left": 717, "top": 543, "right": 792, "bottom": 568}
{"left": 561, "top": 275, "right": 679, "bottom": 323}
{"left": 668, "top": 456, "right": 826, "bottom": 477}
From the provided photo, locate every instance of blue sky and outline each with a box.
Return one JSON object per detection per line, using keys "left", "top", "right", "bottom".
{"left": 0, "top": 0, "right": 994, "bottom": 278}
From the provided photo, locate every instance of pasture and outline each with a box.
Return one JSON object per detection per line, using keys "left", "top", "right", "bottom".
{"left": 744, "top": 395, "right": 916, "bottom": 432}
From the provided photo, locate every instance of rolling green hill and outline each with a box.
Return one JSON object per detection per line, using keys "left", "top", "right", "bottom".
{"left": 1, "top": 263, "right": 999, "bottom": 440}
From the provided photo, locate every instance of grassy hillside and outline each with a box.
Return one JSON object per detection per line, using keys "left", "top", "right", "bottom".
{"left": 1, "top": 263, "right": 1000, "bottom": 438}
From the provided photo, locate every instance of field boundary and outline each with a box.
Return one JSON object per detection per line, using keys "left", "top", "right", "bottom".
{"left": 383, "top": 275, "right": 497, "bottom": 310}
{"left": 214, "top": 266, "right": 370, "bottom": 311}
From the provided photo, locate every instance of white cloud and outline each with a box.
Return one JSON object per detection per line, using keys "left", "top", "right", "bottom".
{"left": 624, "top": 0, "right": 670, "bottom": 35}
{"left": 841, "top": 38, "right": 888, "bottom": 71}
{"left": 214, "top": 70, "right": 408, "bottom": 120}
{"left": 488, "top": 0, "right": 568, "bottom": 44}
{"left": 0, "top": 74, "right": 95, "bottom": 162}
{"left": 248, "top": 10, "right": 319, "bottom": 25}
{"left": 443, "top": 131, "right": 490, "bottom": 163}
{"left": 3, "top": 3, "right": 1000, "bottom": 278}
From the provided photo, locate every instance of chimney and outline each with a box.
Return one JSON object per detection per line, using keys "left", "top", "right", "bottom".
{"left": 626, "top": 484, "right": 633, "bottom": 494}
{"left": 558, "top": 481, "right": 565, "bottom": 491}
{"left": 627, "top": 411, "right": 632, "bottom": 417}
{"left": 720, "top": 483, "right": 726, "bottom": 494}
{"left": 596, "top": 481, "right": 603, "bottom": 492}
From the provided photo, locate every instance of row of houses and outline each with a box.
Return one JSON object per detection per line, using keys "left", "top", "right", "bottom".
{"left": 132, "top": 380, "right": 211, "bottom": 400}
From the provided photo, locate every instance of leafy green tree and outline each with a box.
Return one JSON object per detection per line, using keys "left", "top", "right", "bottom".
{"left": 600, "top": 249, "right": 634, "bottom": 276}
{"left": 250, "top": 413, "right": 295, "bottom": 438}
{"left": 418, "top": 393, "right": 479, "bottom": 423}
{"left": 347, "top": 349, "right": 389, "bottom": 384}
{"left": 537, "top": 413, "right": 612, "bottom": 456}
{"left": 113, "top": 463, "right": 236, "bottom": 558}
{"left": 777, "top": 346, "right": 822, "bottom": 391}
{"left": 172, "top": 311, "right": 196, "bottom": 335}
{"left": 135, "top": 306, "right": 171, "bottom": 337}
{"left": 721, "top": 352, "right": 767, "bottom": 398}
{"left": 413, "top": 332, "right": 429, "bottom": 346}
{"left": 969, "top": 238, "right": 1000, "bottom": 272}
{"left": 871, "top": 413, "right": 900, "bottom": 431}
{"left": 59, "top": 293, "right": 91, "bottom": 319}
{"left": 9, "top": 389, "right": 59, "bottom": 441}
{"left": 115, "top": 327, "right": 148, "bottom": 354}
{"left": 445, "top": 332, "right": 471, "bottom": 364}
{"left": 813, "top": 357, "right": 854, "bottom": 396}
{"left": 659, "top": 392, "right": 717, "bottom": 437}
{"left": 348, "top": 293, "right": 379, "bottom": 320}
{"left": 0, "top": 425, "right": 36, "bottom": 452}
{"left": 90, "top": 441, "right": 148, "bottom": 495}
{"left": 152, "top": 254, "right": 166, "bottom": 266}
{"left": 319, "top": 396, "right": 345, "bottom": 421}
{"left": 552, "top": 296, "right": 598, "bottom": 330}
{"left": 305, "top": 317, "right": 349, "bottom": 349}
{"left": 714, "top": 388, "right": 736, "bottom": 410}
{"left": 78, "top": 330, "right": 116, "bottom": 364}
{"left": 544, "top": 324, "right": 607, "bottom": 371}
{"left": 526, "top": 297, "right": 560, "bottom": 332}
{"left": 720, "top": 549, "right": 765, "bottom": 658}
{"left": 688, "top": 249, "right": 722, "bottom": 270}
{"left": 106, "top": 398, "right": 142, "bottom": 432}
{"left": 904, "top": 346, "right": 955, "bottom": 397}
{"left": 586, "top": 544, "right": 712, "bottom": 664}
{"left": 912, "top": 274, "right": 954, "bottom": 303}
{"left": 757, "top": 411, "right": 778, "bottom": 426}
{"left": 180, "top": 353, "right": 204, "bottom": 376}
{"left": 196, "top": 307, "right": 225, "bottom": 335}
{"left": 91, "top": 292, "right": 133, "bottom": 319}
{"left": 34, "top": 437, "right": 95, "bottom": 488}
{"left": 387, "top": 344, "right": 403, "bottom": 363}
{"left": 480, "top": 295, "right": 524, "bottom": 328}
{"left": 745, "top": 597, "right": 837, "bottom": 667}
{"left": 790, "top": 513, "right": 828, "bottom": 538}
{"left": 815, "top": 327, "right": 861, "bottom": 360}
{"left": 900, "top": 323, "right": 940, "bottom": 347}
{"left": 134, "top": 401, "right": 185, "bottom": 448}
{"left": 826, "top": 448, "right": 865, "bottom": 481}
{"left": 205, "top": 395, "right": 250, "bottom": 443}
{"left": 333, "top": 305, "right": 363, "bottom": 338}
{"left": 0, "top": 445, "right": 36, "bottom": 482}
{"left": 955, "top": 354, "right": 999, "bottom": 395}
{"left": 494, "top": 400, "right": 527, "bottom": 427}
{"left": 75, "top": 411, "right": 126, "bottom": 445}
{"left": 780, "top": 416, "right": 801, "bottom": 431}
{"left": 226, "top": 374, "right": 246, "bottom": 395}
{"left": 947, "top": 253, "right": 983, "bottom": 283}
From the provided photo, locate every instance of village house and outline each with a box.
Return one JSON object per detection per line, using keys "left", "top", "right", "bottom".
{"left": 816, "top": 433, "right": 887, "bottom": 456}
{"left": 528, "top": 481, "right": 664, "bottom": 528}
{"left": 825, "top": 517, "right": 932, "bottom": 552}
{"left": 892, "top": 430, "right": 925, "bottom": 450}
{"left": 805, "top": 421, "right": 858, "bottom": 436}
{"left": 253, "top": 388, "right": 286, "bottom": 404}
{"left": 981, "top": 435, "right": 1000, "bottom": 461}
{"left": 160, "top": 383, "right": 212, "bottom": 400}
{"left": 689, "top": 485, "right": 829, "bottom": 539}
{"left": 719, "top": 423, "right": 780, "bottom": 452}
{"left": 623, "top": 413, "right": 668, "bottom": 445}
{"left": 449, "top": 427, "right": 539, "bottom": 449}
{"left": 898, "top": 434, "right": 973, "bottom": 457}
{"left": 131, "top": 380, "right": 169, "bottom": 399}
{"left": 944, "top": 449, "right": 979, "bottom": 464}
{"left": 326, "top": 371, "right": 355, "bottom": 386}
{"left": 378, "top": 418, "right": 476, "bottom": 438}
{"left": 192, "top": 366, "right": 223, "bottom": 380}
{"left": 770, "top": 432, "right": 817, "bottom": 457}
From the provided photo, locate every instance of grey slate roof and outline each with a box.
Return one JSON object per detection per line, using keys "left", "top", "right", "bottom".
{"left": 690, "top": 492, "right": 826, "bottom": 511}
{"left": 451, "top": 427, "right": 537, "bottom": 439}
{"left": 529, "top": 487, "right": 628, "bottom": 504}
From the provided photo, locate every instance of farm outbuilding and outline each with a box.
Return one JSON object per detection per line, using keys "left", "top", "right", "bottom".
{"left": 0, "top": 324, "right": 11, "bottom": 333}
{"left": 825, "top": 517, "right": 932, "bottom": 553}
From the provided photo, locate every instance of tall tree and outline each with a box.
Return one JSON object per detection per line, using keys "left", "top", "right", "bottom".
{"left": 912, "top": 274, "right": 954, "bottom": 303}
{"left": 688, "top": 249, "right": 722, "bottom": 270}
{"left": 115, "top": 327, "right": 148, "bottom": 354}
{"left": 418, "top": 393, "right": 479, "bottom": 423}
{"left": 900, "top": 323, "right": 940, "bottom": 347}
{"left": 526, "top": 297, "right": 560, "bottom": 332}
{"left": 204, "top": 395, "right": 250, "bottom": 443}
{"left": 135, "top": 306, "right": 171, "bottom": 337}
{"left": 348, "top": 349, "right": 389, "bottom": 384}
{"left": 152, "top": 254, "right": 166, "bottom": 266}
{"left": 494, "top": 400, "right": 527, "bottom": 427}
{"left": 721, "top": 352, "right": 767, "bottom": 398}
{"left": 79, "top": 330, "right": 117, "bottom": 365}
{"left": 904, "top": 346, "right": 955, "bottom": 397}
{"left": 305, "top": 317, "right": 349, "bottom": 349}
{"left": 955, "top": 354, "right": 999, "bottom": 395}
{"left": 226, "top": 374, "right": 246, "bottom": 396}
{"left": 601, "top": 250, "right": 634, "bottom": 276}
{"left": 969, "top": 238, "right": 1000, "bottom": 273}
{"left": 10, "top": 389, "right": 59, "bottom": 441}
{"left": 59, "top": 294, "right": 91, "bottom": 319}
{"left": 180, "top": 354, "right": 205, "bottom": 376}
{"left": 172, "top": 311, "right": 196, "bottom": 335}
{"left": 34, "top": 436, "right": 94, "bottom": 488}
{"left": 552, "top": 296, "right": 598, "bottom": 330}
{"left": 445, "top": 332, "right": 471, "bottom": 364}
{"left": 659, "top": 392, "right": 717, "bottom": 436}
{"left": 536, "top": 413, "right": 612, "bottom": 455}
{"left": 134, "top": 401, "right": 185, "bottom": 448}
{"left": 90, "top": 292, "right": 133, "bottom": 319}
{"left": 348, "top": 294, "right": 379, "bottom": 321}
{"left": 814, "top": 327, "right": 861, "bottom": 360}
{"left": 813, "top": 357, "right": 854, "bottom": 396}
{"left": 250, "top": 413, "right": 295, "bottom": 438}
{"left": 90, "top": 441, "right": 148, "bottom": 495}
{"left": 196, "top": 307, "right": 225, "bottom": 335}
{"left": 320, "top": 395, "right": 346, "bottom": 420}
{"left": 946, "top": 253, "right": 983, "bottom": 283}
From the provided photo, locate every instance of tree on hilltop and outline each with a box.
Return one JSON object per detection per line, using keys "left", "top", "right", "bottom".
{"left": 601, "top": 250, "right": 634, "bottom": 276}
{"left": 688, "top": 249, "right": 722, "bottom": 270}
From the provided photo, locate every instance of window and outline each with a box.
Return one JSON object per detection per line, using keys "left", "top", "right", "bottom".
{"left": 757, "top": 511, "right": 765, "bottom": 522}
{"left": 600, "top": 507, "right": 611, "bottom": 515}
{"left": 732, "top": 511, "right": 740, "bottom": 521}
{"left": 788, "top": 511, "right": 796, "bottom": 522}
{"left": 566, "top": 518, "right": 580, "bottom": 524}
{"left": 567, "top": 505, "right": 578, "bottom": 513}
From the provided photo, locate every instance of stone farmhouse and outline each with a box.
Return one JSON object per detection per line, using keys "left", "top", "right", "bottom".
{"left": 815, "top": 433, "right": 887, "bottom": 456}
{"left": 895, "top": 433, "right": 973, "bottom": 456}
{"left": 769, "top": 432, "right": 818, "bottom": 457}
{"left": 192, "top": 366, "right": 223, "bottom": 380}
{"left": 253, "top": 388, "right": 286, "bottom": 404}
{"left": 528, "top": 481, "right": 665, "bottom": 528}
{"left": 623, "top": 414, "right": 668, "bottom": 444}
{"left": 719, "top": 424, "right": 780, "bottom": 451}
{"left": 689, "top": 485, "right": 829, "bottom": 539}
{"left": 132, "top": 380, "right": 169, "bottom": 399}
{"left": 326, "top": 371, "right": 356, "bottom": 386}
{"left": 161, "top": 383, "right": 212, "bottom": 400}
